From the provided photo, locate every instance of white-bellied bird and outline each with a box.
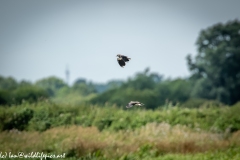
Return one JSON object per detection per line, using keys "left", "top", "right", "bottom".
{"left": 126, "top": 101, "right": 144, "bottom": 108}
{"left": 116, "top": 54, "right": 131, "bottom": 67}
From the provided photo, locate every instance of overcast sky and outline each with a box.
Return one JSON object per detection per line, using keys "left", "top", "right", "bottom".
{"left": 0, "top": 0, "right": 240, "bottom": 84}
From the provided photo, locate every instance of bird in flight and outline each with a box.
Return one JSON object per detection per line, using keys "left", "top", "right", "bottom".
{"left": 126, "top": 101, "right": 144, "bottom": 108}
{"left": 116, "top": 54, "right": 131, "bottom": 67}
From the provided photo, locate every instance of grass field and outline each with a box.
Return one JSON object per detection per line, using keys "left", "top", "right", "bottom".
{"left": 0, "top": 101, "right": 240, "bottom": 159}
{"left": 1, "top": 125, "right": 240, "bottom": 160}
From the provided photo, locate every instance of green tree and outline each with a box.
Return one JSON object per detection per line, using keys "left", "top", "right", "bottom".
{"left": 0, "top": 90, "right": 11, "bottom": 105}
{"left": 187, "top": 20, "right": 240, "bottom": 104}
{"left": 155, "top": 78, "right": 192, "bottom": 106}
{"left": 13, "top": 86, "right": 49, "bottom": 104}
{"left": 72, "top": 82, "right": 96, "bottom": 96}
{"left": 0, "top": 76, "right": 18, "bottom": 90}
{"left": 72, "top": 78, "right": 97, "bottom": 95}
{"left": 0, "top": 76, "right": 49, "bottom": 105}
{"left": 123, "top": 68, "right": 162, "bottom": 90}
{"left": 90, "top": 68, "right": 193, "bottom": 109}
{"left": 93, "top": 80, "right": 123, "bottom": 93}
{"left": 35, "top": 76, "right": 67, "bottom": 96}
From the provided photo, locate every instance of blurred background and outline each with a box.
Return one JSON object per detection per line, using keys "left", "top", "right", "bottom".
{"left": 0, "top": 0, "right": 239, "bottom": 83}
{"left": 0, "top": 0, "right": 240, "bottom": 159}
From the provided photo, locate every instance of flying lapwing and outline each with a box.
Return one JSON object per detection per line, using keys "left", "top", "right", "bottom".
{"left": 116, "top": 54, "right": 131, "bottom": 67}
{"left": 126, "top": 101, "right": 144, "bottom": 108}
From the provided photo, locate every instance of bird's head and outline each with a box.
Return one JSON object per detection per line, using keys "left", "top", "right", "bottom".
{"left": 116, "top": 54, "right": 121, "bottom": 57}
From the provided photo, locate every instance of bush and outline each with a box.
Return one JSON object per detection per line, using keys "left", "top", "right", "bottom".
{"left": 214, "top": 102, "right": 240, "bottom": 132}
{"left": 181, "top": 98, "right": 224, "bottom": 108}
{"left": 13, "top": 86, "right": 49, "bottom": 104}
{"left": 1, "top": 107, "right": 33, "bottom": 131}
{"left": 1, "top": 101, "right": 240, "bottom": 133}
{"left": 0, "top": 90, "right": 12, "bottom": 105}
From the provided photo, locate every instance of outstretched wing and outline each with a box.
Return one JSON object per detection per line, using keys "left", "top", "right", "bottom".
{"left": 130, "top": 101, "right": 144, "bottom": 106}
{"left": 126, "top": 101, "right": 144, "bottom": 108}
{"left": 117, "top": 58, "right": 125, "bottom": 67}
{"left": 126, "top": 103, "right": 133, "bottom": 108}
{"left": 121, "top": 55, "right": 131, "bottom": 62}
{"left": 129, "top": 101, "right": 138, "bottom": 105}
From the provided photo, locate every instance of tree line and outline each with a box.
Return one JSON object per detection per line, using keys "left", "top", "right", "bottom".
{"left": 0, "top": 20, "right": 239, "bottom": 108}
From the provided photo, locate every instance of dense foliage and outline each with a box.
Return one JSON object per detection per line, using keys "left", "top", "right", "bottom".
{"left": 1, "top": 101, "right": 240, "bottom": 133}
{"left": 90, "top": 69, "right": 192, "bottom": 109}
{"left": 0, "top": 76, "right": 49, "bottom": 105}
{"left": 1, "top": 21, "right": 240, "bottom": 107}
{"left": 1, "top": 18, "right": 240, "bottom": 160}
{"left": 187, "top": 20, "right": 240, "bottom": 105}
{"left": 0, "top": 76, "right": 123, "bottom": 105}
{"left": 1, "top": 102, "right": 240, "bottom": 159}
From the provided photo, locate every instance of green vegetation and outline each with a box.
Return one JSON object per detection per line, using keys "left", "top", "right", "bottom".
{"left": 0, "top": 20, "right": 240, "bottom": 159}
{"left": 187, "top": 20, "right": 240, "bottom": 105}
{"left": 0, "top": 102, "right": 240, "bottom": 159}
{"left": 1, "top": 101, "right": 240, "bottom": 133}
{"left": 1, "top": 125, "right": 240, "bottom": 160}
{"left": 90, "top": 70, "right": 192, "bottom": 109}
{"left": 0, "top": 76, "right": 49, "bottom": 105}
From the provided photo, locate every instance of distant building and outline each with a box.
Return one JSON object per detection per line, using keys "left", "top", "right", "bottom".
{"left": 65, "top": 65, "right": 70, "bottom": 85}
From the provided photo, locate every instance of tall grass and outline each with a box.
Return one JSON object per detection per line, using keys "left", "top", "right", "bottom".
{"left": 0, "top": 125, "right": 240, "bottom": 159}
{"left": 0, "top": 101, "right": 240, "bottom": 159}
{"left": 0, "top": 101, "right": 240, "bottom": 132}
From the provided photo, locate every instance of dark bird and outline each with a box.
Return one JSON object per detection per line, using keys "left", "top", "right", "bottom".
{"left": 126, "top": 101, "right": 144, "bottom": 108}
{"left": 116, "top": 54, "right": 131, "bottom": 67}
